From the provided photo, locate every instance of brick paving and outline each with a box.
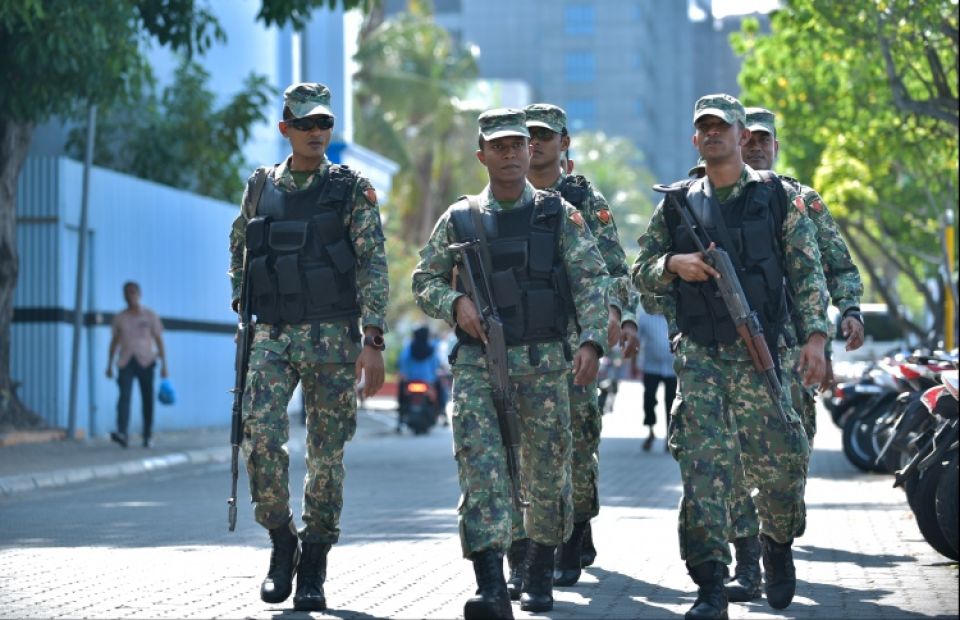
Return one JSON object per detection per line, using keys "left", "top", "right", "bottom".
{"left": 0, "top": 381, "right": 956, "bottom": 619}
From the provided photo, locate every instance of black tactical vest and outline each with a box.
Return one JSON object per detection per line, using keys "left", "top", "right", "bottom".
{"left": 244, "top": 165, "right": 360, "bottom": 325}
{"left": 450, "top": 192, "right": 574, "bottom": 347}
{"left": 665, "top": 174, "right": 791, "bottom": 353}
{"left": 558, "top": 174, "right": 590, "bottom": 210}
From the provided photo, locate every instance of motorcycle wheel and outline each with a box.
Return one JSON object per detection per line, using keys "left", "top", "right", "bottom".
{"left": 935, "top": 453, "right": 959, "bottom": 558}
{"left": 842, "top": 407, "right": 884, "bottom": 472}
{"left": 873, "top": 425, "right": 902, "bottom": 474}
{"left": 909, "top": 460, "right": 959, "bottom": 560}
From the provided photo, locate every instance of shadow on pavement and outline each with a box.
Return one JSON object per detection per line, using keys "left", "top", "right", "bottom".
{"left": 562, "top": 566, "right": 689, "bottom": 617}
{"left": 794, "top": 544, "right": 914, "bottom": 567}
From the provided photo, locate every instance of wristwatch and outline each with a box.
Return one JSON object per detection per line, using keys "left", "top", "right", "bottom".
{"left": 363, "top": 334, "right": 386, "bottom": 351}
{"left": 841, "top": 307, "right": 864, "bottom": 326}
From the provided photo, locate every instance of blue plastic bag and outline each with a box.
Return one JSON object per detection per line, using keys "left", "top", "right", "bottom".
{"left": 158, "top": 378, "right": 176, "bottom": 405}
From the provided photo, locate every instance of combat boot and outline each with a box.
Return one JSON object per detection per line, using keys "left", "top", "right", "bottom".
{"left": 463, "top": 549, "right": 513, "bottom": 620}
{"left": 580, "top": 520, "right": 597, "bottom": 567}
{"left": 761, "top": 534, "right": 796, "bottom": 609}
{"left": 725, "top": 535, "right": 762, "bottom": 602}
{"left": 293, "top": 542, "right": 330, "bottom": 611}
{"left": 554, "top": 520, "right": 588, "bottom": 586}
{"left": 260, "top": 518, "right": 300, "bottom": 604}
{"left": 685, "top": 561, "right": 728, "bottom": 620}
{"left": 505, "top": 538, "right": 528, "bottom": 601}
{"left": 520, "top": 541, "right": 556, "bottom": 612}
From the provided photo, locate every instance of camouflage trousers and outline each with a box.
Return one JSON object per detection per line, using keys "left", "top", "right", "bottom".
{"left": 512, "top": 375, "right": 600, "bottom": 539}
{"left": 670, "top": 350, "right": 809, "bottom": 567}
{"left": 729, "top": 347, "right": 816, "bottom": 540}
{"left": 241, "top": 333, "right": 357, "bottom": 544}
{"left": 452, "top": 365, "right": 573, "bottom": 558}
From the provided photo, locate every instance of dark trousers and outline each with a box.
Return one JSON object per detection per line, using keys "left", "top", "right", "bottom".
{"left": 643, "top": 372, "right": 678, "bottom": 429}
{"left": 116, "top": 360, "right": 156, "bottom": 439}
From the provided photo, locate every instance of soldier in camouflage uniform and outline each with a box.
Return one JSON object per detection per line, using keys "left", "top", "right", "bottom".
{"left": 632, "top": 94, "right": 829, "bottom": 620}
{"left": 228, "top": 83, "right": 388, "bottom": 612}
{"left": 722, "top": 106, "right": 864, "bottom": 604}
{"left": 412, "top": 108, "right": 608, "bottom": 619}
{"left": 514, "top": 103, "right": 638, "bottom": 590}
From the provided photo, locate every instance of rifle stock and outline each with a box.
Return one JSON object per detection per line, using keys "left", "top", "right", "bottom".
{"left": 657, "top": 187, "right": 797, "bottom": 429}
{"left": 449, "top": 240, "right": 528, "bottom": 511}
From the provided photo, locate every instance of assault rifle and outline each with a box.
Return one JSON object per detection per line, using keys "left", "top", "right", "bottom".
{"left": 228, "top": 249, "right": 254, "bottom": 531}
{"left": 448, "top": 240, "right": 528, "bottom": 512}
{"left": 654, "top": 184, "right": 798, "bottom": 430}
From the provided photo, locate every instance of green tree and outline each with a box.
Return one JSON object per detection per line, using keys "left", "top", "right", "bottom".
{"left": 569, "top": 131, "right": 656, "bottom": 263}
{"left": 0, "top": 0, "right": 377, "bottom": 429}
{"left": 732, "top": 0, "right": 958, "bottom": 342}
{"left": 353, "top": 0, "right": 486, "bottom": 323}
{"left": 65, "top": 58, "right": 273, "bottom": 204}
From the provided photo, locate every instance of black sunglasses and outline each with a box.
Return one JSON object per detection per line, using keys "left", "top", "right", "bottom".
{"left": 528, "top": 127, "right": 559, "bottom": 142}
{"left": 286, "top": 116, "right": 334, "bottom": 131}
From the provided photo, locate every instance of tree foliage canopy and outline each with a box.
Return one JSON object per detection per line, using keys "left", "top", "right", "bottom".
{"left": 732, "top": 0, "right": 958, "bottom": 341}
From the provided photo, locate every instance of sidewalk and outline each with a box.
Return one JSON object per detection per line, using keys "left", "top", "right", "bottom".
{"left": 0, "top": 397, "right": 400, "bottom": 496}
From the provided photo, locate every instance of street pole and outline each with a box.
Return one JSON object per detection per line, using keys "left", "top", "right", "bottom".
{"left": 944, "top": 208, "right": 956, "bottom": 350}
{"left": 67, "top": 104, "right": 96, "bottom": 439}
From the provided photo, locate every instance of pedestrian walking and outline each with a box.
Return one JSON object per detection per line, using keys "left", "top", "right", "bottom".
{"left": 227, "top": 82, "right": 388, "bottom": 612}
{"left": 105, "top": 281, "right": 167, "bottom": 449}
{"left": 412, "top": 107, "right": 608, "bottom": 619}
{"left": 519, "top": 102, "right": 639, "bottom": 589}
{"left": 632, "top": 93, "right": 830, "bottom": 619}
{"left": 635, "top": 306, "right": 677, "bottom": 452}
{"left": 722, "top": 106, "right": 865, "bottom": 604}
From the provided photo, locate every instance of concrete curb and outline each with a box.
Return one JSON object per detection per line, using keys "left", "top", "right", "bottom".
{"left": 0, "top": 446, "right": 231, "bottom": 497}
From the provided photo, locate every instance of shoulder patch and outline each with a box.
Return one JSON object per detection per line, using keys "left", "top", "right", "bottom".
{"left": 810, "top": 198, "right": 823, "bottom": 213}
{"left": 364, "top": 187, "right": 378, "bottom": 205}
{"left": 570, "top": 211, "right": 585, "bottom": 229}
{"left": 597, "top": 208, "right": 611, "bottom": 224}
{"left": 793, "top": 194, "right": 806, "bottom": 215}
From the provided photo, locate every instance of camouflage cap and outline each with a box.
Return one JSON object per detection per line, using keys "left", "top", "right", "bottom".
{"left": 745, "top": 106, "right": 776, "bottom": 137}
{"left": 283, "top": 82, "right": 334, "bottom": 119}
{"left": 478, "top": 108, "right": 530, "bottom": 140}
{"left": 688, "top": 156, "right": 706, "bottom": 177}
{"left": 693, "top": 93, "right": 745, "bottom": 126}
{"left": 524, "top": 103, "right": 566, "bottom": 134}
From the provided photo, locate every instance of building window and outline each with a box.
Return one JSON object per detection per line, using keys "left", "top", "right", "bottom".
{"left": 565, "top": 99, "right": 596, "bottom": 131}
{"left": 564, "top": 52, "right": 595, "bottom": 83}
{"left": 564, "top": 5, "right": 595, "bottom": 35}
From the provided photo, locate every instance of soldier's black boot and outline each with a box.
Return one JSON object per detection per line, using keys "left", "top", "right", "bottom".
{"left": 685, "top": 561, "right": 729, "bottom": 620}
{"left": 761, "top": 534, "right": 796, "bottom": 609}
{"left": 463, "top": 550, "right": 513, "bottom": 620}
{"left": 580, "top": 520, "right": 596, "bottom": 567}
{"left": 293, "top": 542, "right": 330, "bottom": 611}
{"left": 725, "top": 536, "right": 762, "bottom": 602}
{"left": 554, "top": 520, "right": 588, "bottom": 586}
{"left": 520, "top": 541, "right": 556, "bottom": 612}
{"left": 260, "top": 519, "right": 300, "bottom": 604}
{"left": 505, "top": 538, "right": 528, "bottom": 601}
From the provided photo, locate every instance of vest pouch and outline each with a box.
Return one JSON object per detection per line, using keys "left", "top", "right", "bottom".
{"left": 676, "top": 280, "right": 716, "bottom": 346}
{"left": 245, "top": 217, "right": 270, "bottom": 254}
{"left": 304, "top": 266, "right": 339, "bottom": 308}
{"left": 490, "top": 240, "right": 527, "bottom": 272}
{"left": 528, "top": 231, "right": 556, "bottom": 279}
{"left": 274, "top": 254, "right": 305, "bottom": 324}
{"left": 268, "top": 221, "right": 308, "bottom": 253}
{"left": 491, "top": 269, "right": 522, "bottom": 309}
{"left": 741, "top": 220, "right": 774, "bottom": 262}
{"left": 524, "top": 288, "right": 558, "bottom": 334}
{"left": 324, "top": 239, "right": 356, "bottom": 274}
{"left": 249, "top": 256, "right": 280, "bottom": 324}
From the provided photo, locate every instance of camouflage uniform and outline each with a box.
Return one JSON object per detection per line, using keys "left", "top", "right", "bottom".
{"left": 728, "top": 107, "right": 863, "bottom": 542}
{"left": 632, "top": 99, "right": 829, "bottom": 568}
{"left": 520, "top": 103, "right": 634, "bottom": 532}
{"left": 412, "top": 126, "right": 608, "bottom": 556}
{"left": 228, "top": 86, "right": 388, "bottom": 545}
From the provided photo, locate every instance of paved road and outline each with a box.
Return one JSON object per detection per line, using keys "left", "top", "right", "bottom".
{"left": 0, "top": 382, "right": 956, "bottom": 619}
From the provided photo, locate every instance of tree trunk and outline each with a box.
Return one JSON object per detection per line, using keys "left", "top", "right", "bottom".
{"left": 0, "top": 117, "right": 47, "bottom": 431}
